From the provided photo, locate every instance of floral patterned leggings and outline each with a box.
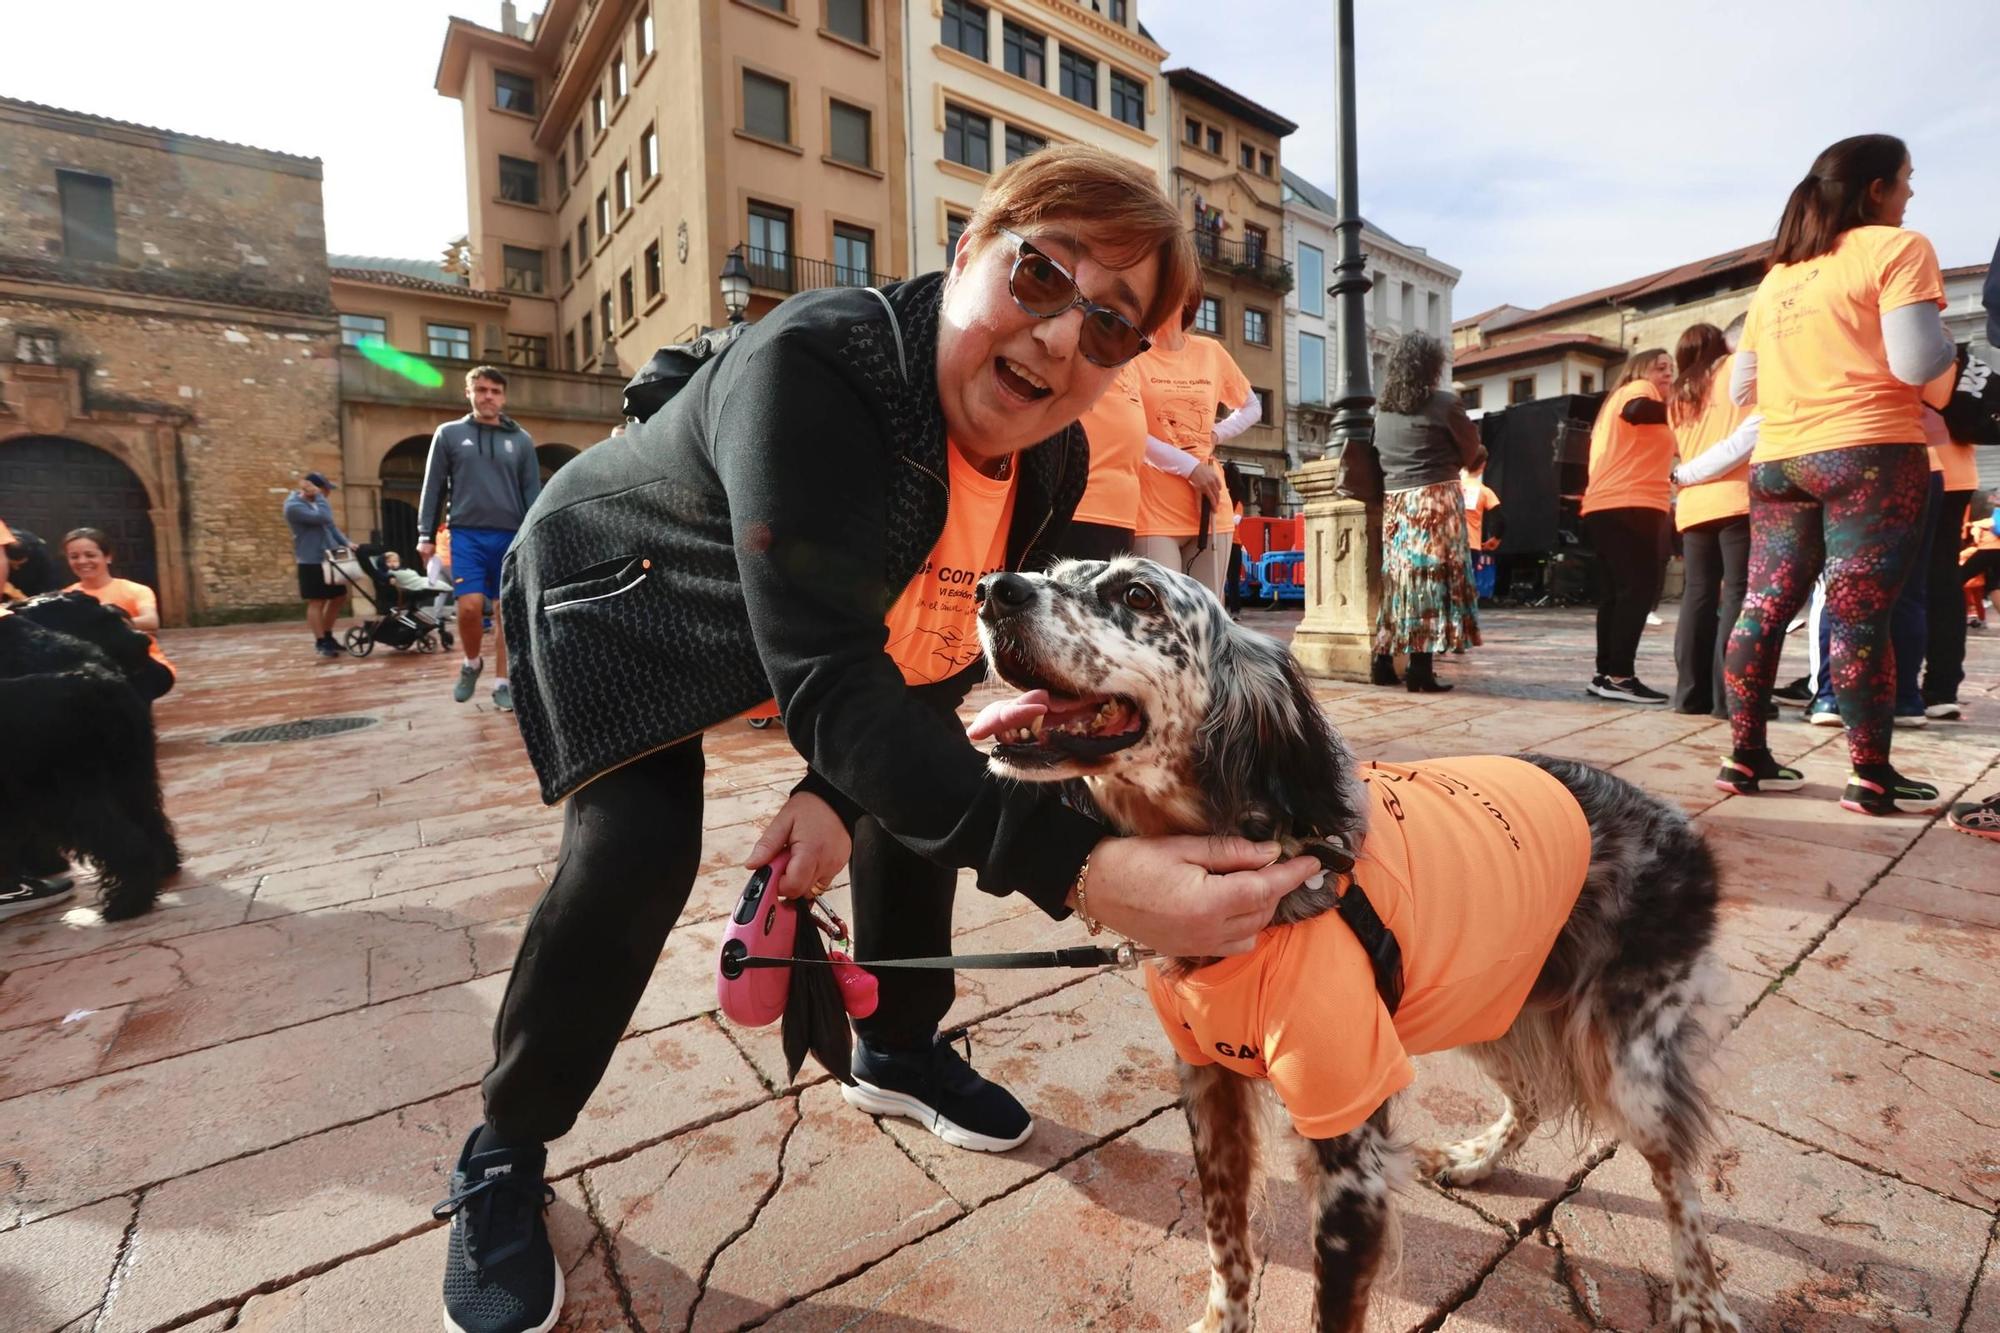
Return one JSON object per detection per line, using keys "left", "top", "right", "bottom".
{"left": 1724, "top": 444, "right": 1929, "bottom": 766}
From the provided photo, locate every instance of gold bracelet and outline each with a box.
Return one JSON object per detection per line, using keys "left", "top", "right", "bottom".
{"left": 1072, "top": 853, "right": 1102, "bottom": 936}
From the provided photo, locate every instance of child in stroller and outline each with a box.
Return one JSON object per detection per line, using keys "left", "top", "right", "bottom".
{"left": 325, "top": 544, "right": 456, "bottom": 657}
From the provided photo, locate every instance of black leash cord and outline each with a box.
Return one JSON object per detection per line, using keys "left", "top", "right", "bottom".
{"left": 730, "top": 943, "right": 1150, "bottom": 971}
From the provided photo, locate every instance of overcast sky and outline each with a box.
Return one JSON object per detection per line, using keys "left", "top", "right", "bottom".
{"left": 6, "top": 1, "right": 1996, "bottom": 316}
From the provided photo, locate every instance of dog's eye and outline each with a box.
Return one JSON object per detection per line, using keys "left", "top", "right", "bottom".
{"left": 1122, "top": 584, "right": 1159, "bottom": 613}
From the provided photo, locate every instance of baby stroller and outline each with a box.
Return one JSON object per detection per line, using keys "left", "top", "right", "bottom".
{"left": 324, "top": 544, "right": 455, "bottom": 657}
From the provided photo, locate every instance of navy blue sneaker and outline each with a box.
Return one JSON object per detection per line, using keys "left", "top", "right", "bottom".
{"left": 433, "top": 1128, "right": 560, "bottom": 1333}
{"left": 842, "top": 1030, "right": 1034, "bottom": 1152}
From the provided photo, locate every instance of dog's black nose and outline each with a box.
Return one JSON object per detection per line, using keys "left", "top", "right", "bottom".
{"left": 977, "top": 572, "right": 1034, "bottom": 616}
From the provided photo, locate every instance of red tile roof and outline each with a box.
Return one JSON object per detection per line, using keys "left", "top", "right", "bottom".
{"left": 330, "top": 267, "right": 511, "bottom": 304}
{"left": 1451, "top": 331, "right": 1625, "bottom": 375}
{"left": 1499, "top": 241, "right": 1771, "bottom": 335}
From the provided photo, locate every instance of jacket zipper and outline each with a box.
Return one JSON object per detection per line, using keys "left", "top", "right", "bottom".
{"left": 1017, "top": 432, "right": 1068, "bottom": 567}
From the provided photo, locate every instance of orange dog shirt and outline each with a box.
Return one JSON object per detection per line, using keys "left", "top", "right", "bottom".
{"left": 1145, "top": 756, "right": 1591, "bottom": 1139}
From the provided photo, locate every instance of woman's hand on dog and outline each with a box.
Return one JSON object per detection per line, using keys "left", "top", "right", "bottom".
{"left": 1079, "top": 837, "right": 1319, "bottom": 957}
{"left": 747, "top": 792, "right": 851, "bottom": 899}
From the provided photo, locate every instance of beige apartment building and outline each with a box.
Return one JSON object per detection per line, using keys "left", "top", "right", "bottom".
{"left": 1165, "top": 67, "right": 1294, "bottom": 511}
{"left": 909, "top": 0, "right": 1168, "bottom": 273}
{"left": 436, "top": 0, "right": 909, "bottom": 377}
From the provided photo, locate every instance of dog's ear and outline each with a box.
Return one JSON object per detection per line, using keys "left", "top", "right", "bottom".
{"left": 1196, "top": 621, "right": 1364, "bottom": 842}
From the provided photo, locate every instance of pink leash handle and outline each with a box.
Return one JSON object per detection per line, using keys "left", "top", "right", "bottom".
{"left": 715, "top": 850, "right": 797, "bottom": 1027}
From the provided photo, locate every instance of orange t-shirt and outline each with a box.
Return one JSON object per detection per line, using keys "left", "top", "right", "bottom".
{"left": 1144, "top": 756, "right": 1591, "bottom": 1139}
{"left": 67, "top": 577, "right": 175, "bottom": 677}
{"left": 880, "top": 443, "right": 1018, "bottom": 686}
{"left": 1461, "top": 482, "right": 1499, "bottom": 549}
{"left": 1920, "top": 362, "right": 1978, "bottom": 489}
{"left": 1741, "top": 226, "right": 1946, "bottom": 462}
{"left": 1134, "top": 336, "right": 1251, "bottom": 539}
{"left": 1072, "top": 362, "right": 1148, "bottom": 531}
{"left": 1670, "top": 354, "right": 1753, "bottom": 530}
{"left": 1580, "top": 381, "right": 1675, "bottom": 516}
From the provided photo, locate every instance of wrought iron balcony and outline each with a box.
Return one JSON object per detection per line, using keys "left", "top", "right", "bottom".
{"left": 1192, "top": 229, "right": 1293, "bottom": 295}
{"left": 742, "top": 245, "right": 900, "bottom": 295}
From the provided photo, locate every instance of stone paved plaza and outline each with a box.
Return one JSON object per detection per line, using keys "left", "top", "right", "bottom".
{"left": 4, "top": 606, "right": 1999, "bottom": 1332}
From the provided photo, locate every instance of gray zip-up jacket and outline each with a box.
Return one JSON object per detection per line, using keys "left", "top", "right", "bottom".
{"left": 283, "top": 492, "right": 350, "bottom": 563}
{"left": 416, "top": 413, "right": 541, "bottom": 540}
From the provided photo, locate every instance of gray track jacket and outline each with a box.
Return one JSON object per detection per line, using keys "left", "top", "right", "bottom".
{"left": 417, "top": 414, "right": 541, "bottom": 540}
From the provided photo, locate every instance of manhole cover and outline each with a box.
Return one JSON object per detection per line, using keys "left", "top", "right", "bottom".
{"left": 214, "top": 716, "right": 380, "bottom": 745}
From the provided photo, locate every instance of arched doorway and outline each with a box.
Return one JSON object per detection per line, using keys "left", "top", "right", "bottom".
{"left": 378, "top": 435, "right": 432, "bottom": 569}
{"left": 0, "top": 435, "right": 157, "bottom": 593}
{"left": 536, "top": 443, "right": 580, "bottom": 484}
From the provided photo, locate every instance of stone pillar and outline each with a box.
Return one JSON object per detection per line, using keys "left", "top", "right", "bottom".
{"left": 1286, "top": 456, "right": 1380, "bottom": 681}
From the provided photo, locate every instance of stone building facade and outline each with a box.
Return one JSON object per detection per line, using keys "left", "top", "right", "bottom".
{"left": 0, "top": 97, "right": 341, "bottom": 624}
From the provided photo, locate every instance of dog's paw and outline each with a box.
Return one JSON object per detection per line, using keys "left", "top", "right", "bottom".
{"left": 1414, "top": 1140, "right": 1500, "bottom": 1188}
{"left": 1671, "top": 1292, "right": 1741, "bottom": 1333}
{"left": 1187, "top": 1312, "right": 1249, "bottom": 1333}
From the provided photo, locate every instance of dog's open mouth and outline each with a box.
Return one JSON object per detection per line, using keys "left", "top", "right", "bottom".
{"left": 967, "top": 685, "right": 1146, "bottom": 763}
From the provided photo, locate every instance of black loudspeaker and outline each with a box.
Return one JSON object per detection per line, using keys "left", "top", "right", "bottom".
{"left": 1481, "top": 393, "right": 1603, "bottom": 556}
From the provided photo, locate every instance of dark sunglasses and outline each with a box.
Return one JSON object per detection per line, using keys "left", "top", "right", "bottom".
{"left": 999, "top": 228, "right": 1152, "bottom": 368}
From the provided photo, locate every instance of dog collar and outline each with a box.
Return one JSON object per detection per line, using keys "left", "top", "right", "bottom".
{"left": 1303, "top": 840, "right": 1405, "bottom": 1017}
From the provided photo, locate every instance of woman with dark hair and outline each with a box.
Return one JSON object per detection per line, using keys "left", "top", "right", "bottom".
{"left": 1719, "top": 134, "right": 1957, "bottom": 814}
{"left": 1580, "top": 347, "right": 1675, "bottom": 703}
{"left": 61, "top": 528, "right": 175, "bottom": 701}
{"left": 1369, "top": 330, "right": 1483, "bottom": 692}
{"left": 1667, "top": 323, "right": 1763, "bottom": 716}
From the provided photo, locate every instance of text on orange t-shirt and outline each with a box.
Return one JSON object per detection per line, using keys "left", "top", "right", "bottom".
{"left": 67, "top": 577, "right": 176, "bottom": 677}
{"left": 880, "top": 442, "right": 1018, "bottom": 686}
{"left": 1742, "top": 226, "right": 1946, "bottom": 462}
{"left": 1144, "top": 756, "right": 1592, "bottom": 1139}
{"left": 1134, "top": 335, "right": 1251, "bottom": 539}
{"left": 1072, "top": 361, "right": 1148, "bottom": 532}
{"left": 1580, "top": 381, "right": 1675, "bottom": 516}
{"left": 1669, "top": 353, "right": 1753, "bottom": 531}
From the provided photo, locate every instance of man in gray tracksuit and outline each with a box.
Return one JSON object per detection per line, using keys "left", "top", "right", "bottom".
{"left": 416, "top": 365, "right": 541, "bottom": 711}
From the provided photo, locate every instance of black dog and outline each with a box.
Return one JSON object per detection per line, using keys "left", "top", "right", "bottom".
{"left": 0, "top": 595, "right": 180, "bottom": 920}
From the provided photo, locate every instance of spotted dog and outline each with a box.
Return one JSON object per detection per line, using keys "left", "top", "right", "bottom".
{"left": 969, "top": 558, "right": 1739, "bottom": 1333}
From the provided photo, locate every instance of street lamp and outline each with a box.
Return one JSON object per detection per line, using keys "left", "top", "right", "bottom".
{"left": 1326, "top": 0, "right": 1374, "bottom": 457}
{"left": 719, "top": 246, "right": 751, "bottom": 325}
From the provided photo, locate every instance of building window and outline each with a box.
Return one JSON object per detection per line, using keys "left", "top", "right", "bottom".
{"left": 1297, "top": 242, "right": 1324, "bottom": 318}
{"left": 564, "top": 328, "right": 577, "bottom": 370}
{"left": 826, "top": 0, "right": 869, "bottom": 44}
{"left": 1205, "top": 126, "right": 1222, "bottom": 156}
{"left": 1195, "top": 296, "right": 1221, "bottom": 336}
{"left": 833, "top": 224, "right": 874, "bottom": 286}
{"left": 1109, "top": 72, "right": 1144, "bottom": 129}
{"left": 507, "top": 333, "right": 550, "bottom": 369}
{"left": 611, "top": 51, "right": 628, "bottom": 102}
{"left": 636, "top": 7, "right": 654, "bottom": 59}
{"left": 571, "top": 122, "right": 585, "bottom": 168}
{"left": 829, "top": 100, "right": 872, "bottom": 168}
{"left": 747, "top": 201, "right": 793, "bottom": 290}
{"left": 580, "top": 313, "right": 594, "bottom": 361}
{"left": 592, "top": 87, "right": 607, "bottom": 134}
{"left": 1402, "top": 281, "right": 1416, "bottom": 328}
{"left": 1299, "top": 331, "right": 1327, "bottom": 403}
{"left": 743, "top": 70, "right": 790, "bottom": 143}
{"left": 946, "top": 212, "right": 970, "bottom": 260}
{"left": 495, "top": 70, "right": 536, "bottom": 115}
{"left": 1004, "top": 125, "right": 1046, "bottom": 164}
{"left": 1243, "top": 307, "right": 1269, "bottom": 346}
{"left": 619, "top": 267, "right": 636, "bottom": 323}
{"left": 1184, "top": 117, "right": 1200, "bottom": 146}
{"left": 503, "top": 245, "right": 545, "bottom": 294}
{"left": 616, "top": 162, "right": 632, "bottom": 213}
{"left": 556, "top": 147, "right": 569, "bottom": 197}
{"left": 499, "top": 156, "right": 540, "bottom": 205}
{"left": 576, "top": 219, "right": 590, "bottom": 267}
{"left": 745, "top": 0, "right": 786, "bottom": 8}
{"left": 1243, "top": 224, "right": 1268, "bottom": 269}
{"left": 1509, "top": 375, "right": 1536, "bottom": 405}
{"left": 640, "top": 124, "right": 658, "bottom": 181}
{"left": 944, "top": 103, "right": 990, "bottom": 171}
{"left": 941, "top": 0, "right": 987, "bottom": 60}
{"left": 1427, "top": 291, "right": 1441, "bottom": 333}
{"left": 1109, "top": 0, "right": 1127, "bottom": 19}
{"left": 560, "top": 239, "right": 573, "bottom": 287}
{"left": 55, "top": 169, "right": 116, "bottom": 264}
{"left": 1580, "top": 373, "right": 1597, "bottom": 394}
{"left": 1003, "top": 20, "right": 1044, "bottom": 85}
{"left": 338, "top": 313, "right": 387, "bottom": 347}
{"left": 1240, "top": 143, "right": 1256, "bottom": 170}
{"left": 1371, "top": 270, "right": 1386, "bottom": 323}
{"left": 1058, "top": 47, "right": 1097, "bottom": 109}
{"left": 1253, "top": 386, "right": 1275, "bottom": 427}
{"left": 595, "top": 190, "right": 610, "bottom": 241}
{"left": 644, "top": 240, "right": 662, "bottom": 300}
{"left": 427, "top": 323, "right": 472, "bottom": 360}
{"left": 599, "top": 291, "right": 615, "bottom": 341}
{"left": 1259, "top": 151, "right": 1273, "bottom": 177}
{"left": 1460, "top": 384, "right": 1482, "bottom": 410}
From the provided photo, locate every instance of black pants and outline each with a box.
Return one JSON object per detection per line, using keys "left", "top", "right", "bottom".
{"left": 1583, "top": 507, "right": 1669, "bottom": 678}
{"left": 1922, "top": 488, "right": 1973, "bottom": 706}
{"left": 1047, "top": 520, "right": 1134, "bottom": 565}
{"left": 1224, "top": 543, "right": 1245, "bottom": 612}
{"left": 482, "top": 715, "right": 961, "bottom": 1145}
{"left": 1673, "top": 515, "right": 1749, "bottom": 717}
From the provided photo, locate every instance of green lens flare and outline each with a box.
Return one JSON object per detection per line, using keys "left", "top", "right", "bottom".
{"left": 354, "top": 337, "right": 445, "bottom": 388}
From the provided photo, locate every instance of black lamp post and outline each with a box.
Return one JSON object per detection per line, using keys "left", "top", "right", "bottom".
{"left": 719, "top": 246, "right": 751, "bottom": 325}
{"left": 1326, "top": 0, "right": 1374, "bottom": 457}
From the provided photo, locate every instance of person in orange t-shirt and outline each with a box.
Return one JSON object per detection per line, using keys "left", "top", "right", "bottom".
{"left": 1053, "top": 359, "right": 1148, "bottom": 562}
{"left": 1919, "top": 350, "right": 1979, "bottom": 718}
{"left": 61, "top": 527, "right": 175, "bottom": 701}
{"left": 1132, "top": 300, "right": 1258, "bottom": 601}
{"left": 1721, "top": 134, "right": 1956, "bottom": 815}
{"left": 1665, "top": 324, "right": 1761, "bottom": 719}
{"left": 1145, "top": 757, "right": 1591, "bottom": 1140}
{"left": 1578, "top": 347, "right": 1674, "bottom": 703}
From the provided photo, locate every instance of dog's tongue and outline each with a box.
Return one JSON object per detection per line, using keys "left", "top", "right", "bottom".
{"left": 967, "top": 689, "right": 1050, "bottom": 741}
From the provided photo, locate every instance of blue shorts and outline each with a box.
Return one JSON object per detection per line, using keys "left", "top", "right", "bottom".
{"left": 449, "top": 526, "right": 515, "bottom": 602}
